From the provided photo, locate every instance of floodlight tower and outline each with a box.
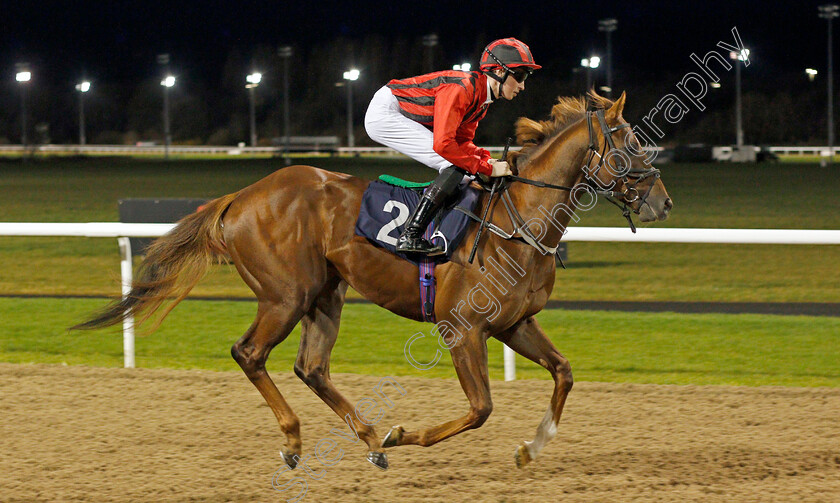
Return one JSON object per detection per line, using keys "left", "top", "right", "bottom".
{"left": 15, "top": 63, "right": 31, "bottom": 150}
{"left": 423, "top": 33, "right": 439, "bottom": 73}
{"left": 75, "top": 81, "right": 91, "bottom": 145}
{"left": 598, "top": 18, "right": 618, "bottom": 97}
{"left": 453, "top": 63, "right": 471, "bottom": 71}
{"left": 158, "top": 53, "right": 174, "bottom": 159}
{"left": 343, "top": 69, "right": 360, "bottom": 148}
{"left": 580, "top": 56, "right": 600, "bottom": 93}
{"left": 246, "top": 72, "right": 262, "bottom": 147}
{"left": 278, "top": 45, "right": 293, "bottom": 165}
{"left": 160, "top": 75, "right": 175, "bottom": 158}
{"left": 729, "top": 48, "right": 750, "bottom": 149}
{"left": 819, "top": 4, "right": 839, "bottom": 166}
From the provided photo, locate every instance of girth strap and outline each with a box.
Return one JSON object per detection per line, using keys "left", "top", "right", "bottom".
{"left": 419, "top": 223, "right": 437, "bottom": 323}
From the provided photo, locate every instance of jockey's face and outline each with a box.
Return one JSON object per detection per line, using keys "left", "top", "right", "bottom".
{"left": 494, "top": 69, "right": 526, "bottom": 100}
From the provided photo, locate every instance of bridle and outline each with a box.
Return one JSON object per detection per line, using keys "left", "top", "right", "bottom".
{"left": 582, "top": 108, "right": 662, "bottom": 232}
{"left": 459, "top": 107, "right": 661, "bottom": 265}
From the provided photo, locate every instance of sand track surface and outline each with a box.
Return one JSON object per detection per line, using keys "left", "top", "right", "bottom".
{"left": 1, "top": 363, "right": 839, "bottom": 502}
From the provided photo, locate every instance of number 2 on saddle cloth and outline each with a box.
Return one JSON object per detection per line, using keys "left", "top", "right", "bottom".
{"left": 354, "top": 177, "right": 480, "bottom": 322}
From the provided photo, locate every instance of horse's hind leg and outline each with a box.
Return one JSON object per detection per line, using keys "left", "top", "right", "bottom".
{"left": 494, "top": 316, "right": 573, "bottom": 468}
{"left": 294, "top": 278, "right": 389, "bottom": 469}
{"left": 231, "top": 301, "right": 308, "bottom": 468}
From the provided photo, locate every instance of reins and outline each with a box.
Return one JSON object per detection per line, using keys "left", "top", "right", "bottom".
{"left": 461, "top": 107, "right": 661, "bottom": 264}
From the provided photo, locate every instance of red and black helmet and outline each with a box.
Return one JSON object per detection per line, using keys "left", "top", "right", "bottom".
{"left": 479, "top": 38, "right": 542, "bottom": 72}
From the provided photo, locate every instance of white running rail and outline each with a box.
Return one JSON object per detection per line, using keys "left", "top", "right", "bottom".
{"left": 2, "top": 223, "right": 839, "bottom": 375}
{"left": 0, "top": 143, "right": 831, "bottom": 156}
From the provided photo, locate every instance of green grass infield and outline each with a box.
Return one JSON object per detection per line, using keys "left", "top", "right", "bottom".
{"left": 1, "top": 157, "right": 839, "bottom": 303}
{"left": 1, "top": 297, "right": 837, "bottom": 387}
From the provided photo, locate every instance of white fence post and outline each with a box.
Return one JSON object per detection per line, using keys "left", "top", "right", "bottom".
{"left": 117, "top": 237, "right": 135, "bottom": 369}
{"left": 504, "top": 344, "right": 516, "bottom": 381}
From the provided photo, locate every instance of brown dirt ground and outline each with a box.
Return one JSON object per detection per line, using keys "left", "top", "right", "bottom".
{"left": 1, "top": 363, "right": 839, "bottom": 503}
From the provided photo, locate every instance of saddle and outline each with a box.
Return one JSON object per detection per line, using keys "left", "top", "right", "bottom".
{"left": 354, "top": 175, "right": 480, "bottom": 323}
{"left": 354, "top": 175, "right": 480, "bottom": 265}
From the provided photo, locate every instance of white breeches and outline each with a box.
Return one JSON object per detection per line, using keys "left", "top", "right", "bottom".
{"left": 364, "top": 86, "right": 452, "bottom": 173}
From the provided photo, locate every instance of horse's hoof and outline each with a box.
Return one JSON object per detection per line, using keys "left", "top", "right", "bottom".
{"left": 279, "top": 449, "right": 298, "bottom": 470}
{"left": 514, "top": 443, "right": 532, "bottom": 469}
{"left": 382, "top": 425, "right": 404, "bottom": 448}
{"left": 366, "top": 451, "right": 389, "bottom": 470}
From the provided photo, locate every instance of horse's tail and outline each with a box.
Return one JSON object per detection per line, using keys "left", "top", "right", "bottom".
{"left": 72, "top": 191, "right": 240, "bottom": 332}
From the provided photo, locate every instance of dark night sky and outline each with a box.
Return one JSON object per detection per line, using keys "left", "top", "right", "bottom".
{"left": 0, "top": 0, "right": 830, "bottom": 86}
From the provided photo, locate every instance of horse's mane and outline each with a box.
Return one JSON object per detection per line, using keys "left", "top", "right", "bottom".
{"left": 510, "top": 90, "right": 614, "bottom": 169}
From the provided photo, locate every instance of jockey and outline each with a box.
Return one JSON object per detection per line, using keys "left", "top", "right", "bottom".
{"left": 365, "top": 37, "right": 541, "bottom": 256}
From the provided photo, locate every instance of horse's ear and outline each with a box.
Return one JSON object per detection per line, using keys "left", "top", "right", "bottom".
{"left": 606, "top": 91, "right": 627, "bottom": 120}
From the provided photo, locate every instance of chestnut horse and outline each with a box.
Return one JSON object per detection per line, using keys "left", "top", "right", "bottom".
{"left": 76, "top": 92, "right": 672, "bottom": 470}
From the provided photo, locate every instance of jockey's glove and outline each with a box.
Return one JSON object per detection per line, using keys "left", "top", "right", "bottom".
{"left": 488, "top": 159, "right": 513, "bottom": 177}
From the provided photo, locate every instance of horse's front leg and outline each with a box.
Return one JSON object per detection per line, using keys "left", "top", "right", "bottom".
{"left": 383, "top": 331, "right": 492, "bottom": 448}
{"left": 494, "top": 316, "right": 573, "bottom": 468}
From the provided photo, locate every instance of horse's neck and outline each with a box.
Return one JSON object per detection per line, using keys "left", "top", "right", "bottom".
{"left": 506, "top": 120, "right": 590, "bottom": 246}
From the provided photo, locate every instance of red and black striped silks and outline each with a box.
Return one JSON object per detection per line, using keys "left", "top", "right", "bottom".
{"left": 386, "top": 70, "right": 493, "bottom": 175}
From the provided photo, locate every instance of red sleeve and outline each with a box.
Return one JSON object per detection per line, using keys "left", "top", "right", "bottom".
{"left": 432, "top": 85, "right": 493, "bottom": 175}
{"left": 455, "top": 121, "right": 492, "bottom": 164}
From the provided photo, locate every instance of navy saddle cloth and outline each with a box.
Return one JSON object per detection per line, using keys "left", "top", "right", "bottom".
{"left": 354, "top": 178, "right": 480, "bottom": 264}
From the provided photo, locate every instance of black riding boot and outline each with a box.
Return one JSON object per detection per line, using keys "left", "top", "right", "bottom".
{"left": 396, "top": 166, "right": 465, "bottom": 256}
